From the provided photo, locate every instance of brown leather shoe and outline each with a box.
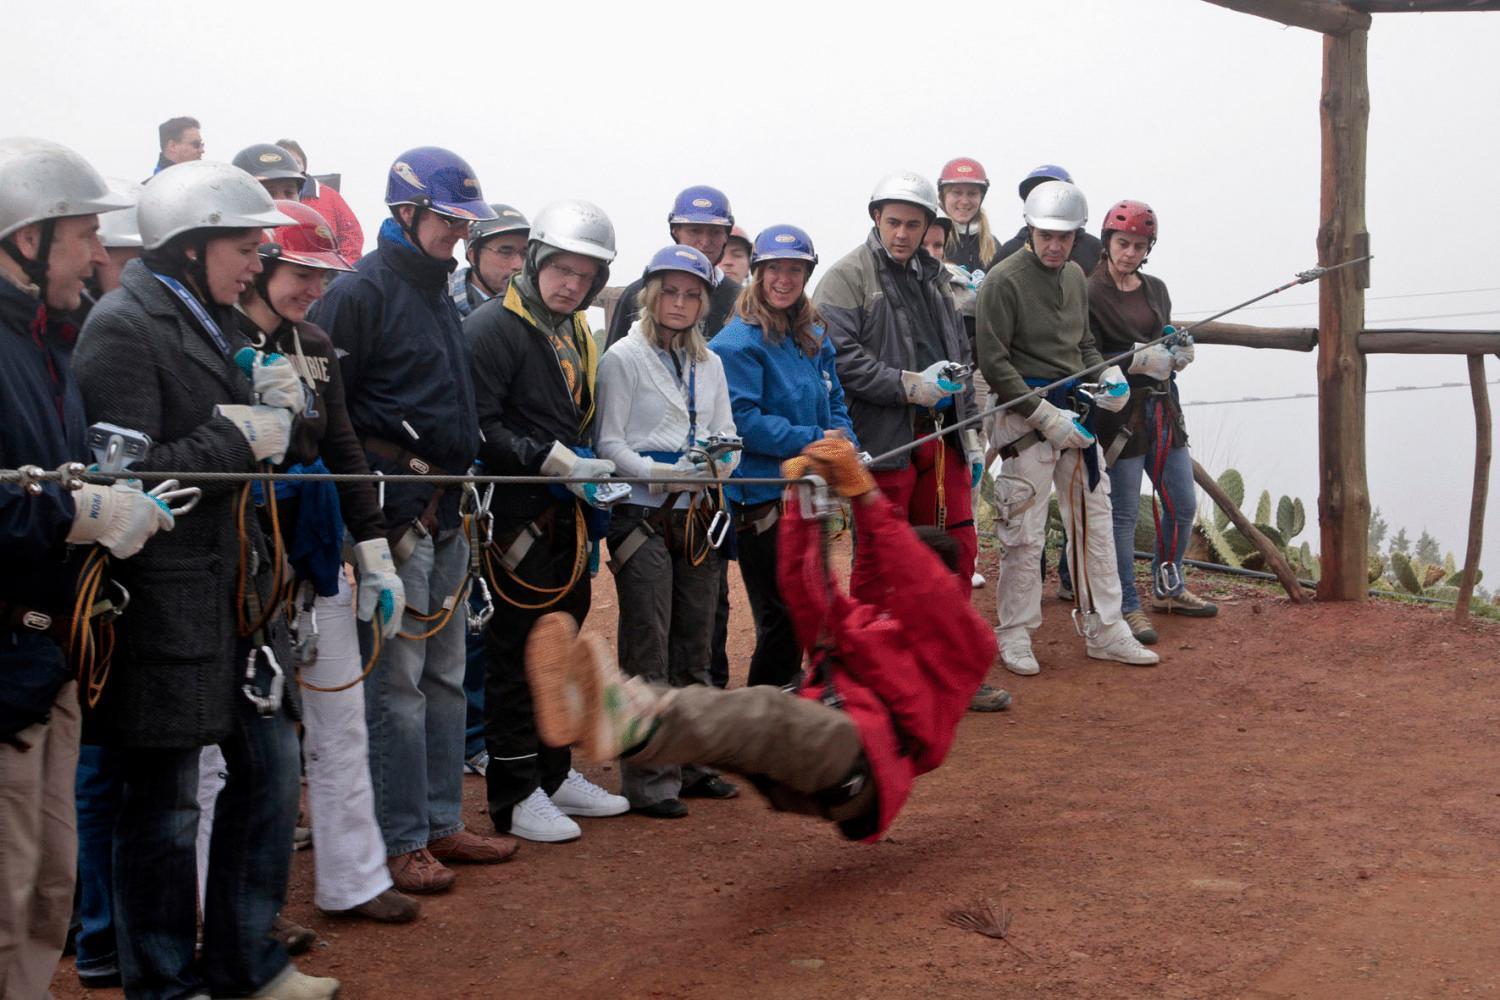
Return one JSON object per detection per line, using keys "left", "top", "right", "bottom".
{"left": 428, "top": 829, "right": 519, "bottom": 865}
{"left": 388, "top": 848, "right": 456, "bottom": 894}
{"left": 321, "top": 887, "right": 421, "bottom": 923}
{"left": 269, "top": 914, "right": 316, "bottom": 955}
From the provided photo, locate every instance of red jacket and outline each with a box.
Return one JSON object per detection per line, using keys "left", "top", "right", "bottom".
{"left": 302, "top": 179, "right": 365, "bottom": 265}
{"left": 777, "top": 491, "right": 997, "bottom": 841}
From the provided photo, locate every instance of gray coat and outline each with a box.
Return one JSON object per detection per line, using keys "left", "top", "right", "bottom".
{"left": 71, "top": 260, "right": 294, "bottom": 748}
{"left": 813, "top": 230, "right": 975, "bottom": 471}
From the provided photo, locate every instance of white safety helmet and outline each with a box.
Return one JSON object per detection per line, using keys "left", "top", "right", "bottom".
{"left": 867, "top": 170, "right": 940, "bottom": 220}
{"left": 0, "top": 137, "right": 131, "bottom": 241}
{"left": 529, "top": 199, "right": 617, "bottom": 263}
{"left": 98, "top": 179, "right": 145, "bottom": 249}
{"left": 1022, "top": 180, "right": 1088, "bottom": 232}
{"left": 138, "top": 161, "right": 296, "bottom": 250}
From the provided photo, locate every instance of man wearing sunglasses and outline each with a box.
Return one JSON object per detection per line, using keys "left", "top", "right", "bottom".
{"left": 152, "top": 116, "right": 204, "bottom": 175}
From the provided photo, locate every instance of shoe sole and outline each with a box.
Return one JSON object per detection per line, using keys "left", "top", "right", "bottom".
{"left": 525, "top": 613, "right": 603, "bottom": 756}
{"left": 1002, "top": 664, "right": 1039, "bottom": 677}
{"left": 390, "top": 876, "right": 455, "bottom": 895}
{"left": 1150, "top": 603, "right": 1218, "bottom": 618}
{"left": 1085, "top": 649, "right": 1160, "bottom": 666}
{"left": 553, "top": 801, "right": 631, "bottom": 817}
{"left": 508, "top": 824, "right": 581, "bottom": 844}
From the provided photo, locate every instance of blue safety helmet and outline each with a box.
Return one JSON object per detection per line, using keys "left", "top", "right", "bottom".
{"left": 749, "top": 224, "right": 818, "bottom": 274}
{"left": 667, "top": 185, "right": 734, "bottom": 228}
{"left": 1018, "top": 164, "right": 1073, "bottom": 201}
{"left": 384, "top": 146, "right": 497, "bottom": 221}
{"left": 643, "top": 243, "right": 718, "bottom": 289}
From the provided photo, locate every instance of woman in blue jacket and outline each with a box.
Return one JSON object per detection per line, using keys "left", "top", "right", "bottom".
{"left": 709, "top": 225, "right": 855, "bottom": 687}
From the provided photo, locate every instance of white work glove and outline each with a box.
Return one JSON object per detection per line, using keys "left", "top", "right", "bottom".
{"left": 648, "top": 457, "right": 711, "bottom": 494}
{"left": 1128, "top": 343, "right": 1175, "bottom": 381}
{"left": 215, "top": 404, "right": 293, "bottom": 464}
{"left": 962, "top": 428, "right": 985, "bottom": 488}
{"left": 540, "top": 441, "right": 616, "bottom": 504}
{"left": 353, "top": 538, "right": 406, "bottom": 639}
{"left": 66, "top": 480, "right": 175, "bottom": 558}
{"left": 1171, "top": 339, "right": 1195, "bottom": 371}
{"left": 1024, "top": 399, "right": 1096, "bottom": 451}
{"left": 234, "top": 348, "right": 306, "bottom": 413}
{"left": 900, "top": 360, "right": 963, "bottom": 408}
{"left": 1094, "top": 365, "right": 1131, "bottom": 413}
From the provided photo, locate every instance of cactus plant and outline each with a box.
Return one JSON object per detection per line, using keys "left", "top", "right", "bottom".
{"left": 1213, "top": 469, "right": 1244, "bottom": 531}
{"left": 1277, "top": 495, "right": 1306, "bottom": 540}
{"left": 1391, "top": 551, "right": 1422, "bottom": 595}
{"left": 1254, "top": 490, "right": 1272, "bottom": 527}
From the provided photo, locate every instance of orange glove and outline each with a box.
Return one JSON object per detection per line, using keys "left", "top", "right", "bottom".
{"left": 780, "top": 455, "right": 813, "bottom": 481}
{"left": 802, "top": 437, "right": 875, "bottom": 498}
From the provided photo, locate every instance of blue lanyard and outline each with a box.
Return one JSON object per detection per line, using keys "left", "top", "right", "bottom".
{"left": 152, "top": 271, "right": 233, "bottom": 359}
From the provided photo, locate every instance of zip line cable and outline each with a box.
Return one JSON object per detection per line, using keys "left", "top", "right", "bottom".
{"left": 1180, "top": 378, "right": 1500, "bottom": 408}
{"left": 1176, "top": 284, "right": 1500, "bottom": 316}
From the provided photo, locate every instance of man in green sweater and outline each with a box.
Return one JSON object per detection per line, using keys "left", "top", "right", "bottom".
{"left": 975, "top": 181, "right": 1159, "bottom": 675}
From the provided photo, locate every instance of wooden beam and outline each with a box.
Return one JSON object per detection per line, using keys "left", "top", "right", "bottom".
{"left": 1184, "top": 321, "right": 1318, "bottom": 351}
{"left": 1202, "top": 0, "right": 1372, "bottom": 32}
{"left": 1193, "top": 460, "right": 1311, "bottom": 603}
{"left": 1316, "top": 29, "right": 1372, "bottom": 601}
{"left": 1358, "top": 329, "right": 1500, "bottom": 354}
{"left": 1456, "top": 355, "right": 1491, "bottom": 623}
{"left": 1347, "top": 1, "right": 1500, "bottom": 12}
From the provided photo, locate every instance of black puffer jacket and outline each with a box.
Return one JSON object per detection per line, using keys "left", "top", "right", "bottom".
{"left": 72, "top": 261, "right": 293, "bottom": 747}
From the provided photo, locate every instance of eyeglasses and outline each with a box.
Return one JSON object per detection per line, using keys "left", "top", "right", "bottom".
{"left": 658, "top": 286, "right": 701, "bottom": 303}
{"left": 481, "top": 244, "right": 523, "bottom": 259}
{"left": 547, "top": 261, "right": 595, "bottom": 284}
{"left": 432, "top": 214, "right": 471, "bottom": 232}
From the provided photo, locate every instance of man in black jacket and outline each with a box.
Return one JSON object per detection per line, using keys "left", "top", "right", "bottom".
{"left": 993, "top": 164, "right": 1103, "bottom": 275}
{"left": 466, "top": 199, "right": 631, "bottom": 843}
{"left": 308, "top": 147, "right": 516, "bottom": 896}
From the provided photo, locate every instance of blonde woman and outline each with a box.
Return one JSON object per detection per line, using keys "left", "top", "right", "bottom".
{"left": 595, "top": 244, "right": 741, "bottom": 818}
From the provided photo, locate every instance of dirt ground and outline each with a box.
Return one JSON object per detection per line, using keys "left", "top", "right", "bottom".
{"left": 54, "top": 544, "right": 1500, "bottom": 999}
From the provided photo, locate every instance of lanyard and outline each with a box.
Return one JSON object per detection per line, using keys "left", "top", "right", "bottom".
{"left": 152, "top": 271, "right": 233, "bottom": 359}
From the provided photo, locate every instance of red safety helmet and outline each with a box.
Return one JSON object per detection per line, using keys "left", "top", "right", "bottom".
{"left": 259, "top": 200, "right": 354, "bottom": 271}
{"left": 937, "top": 157, "right": 990, "bottom": 193}
{"left": 727, "top": 225, "right": 752, "bottom": 252}
{"left": 1100, "top": 199, "right": 1158, "bottom": 244}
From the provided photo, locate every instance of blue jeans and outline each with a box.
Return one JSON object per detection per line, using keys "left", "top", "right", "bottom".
{"left": 463, "top": 590, "right": 487, "bottom": 761}
{"left": 362, "top": 528, "right": 469, "bottom": 855}
{"left": 1109, "top": 444, "right": 1196, "bottom": 614}
{"left": 113, "top": 696, "right": 300, "bottom": 999}
{"left": 74, "top": 745, "right": 121, "bottom": 980}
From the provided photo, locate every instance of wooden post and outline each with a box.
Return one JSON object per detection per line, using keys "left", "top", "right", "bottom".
{"left": 1456, "top": 354, "right": 1491, "bottom": 623}
{"left": 1192, "top": 460, "right": 1312, "bottom": 603}
{"left": 1315, "top": 27, "right": 1372, "bottom": 601}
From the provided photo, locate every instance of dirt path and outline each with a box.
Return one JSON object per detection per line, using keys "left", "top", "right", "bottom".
{"left": 55, "top": 548, "right": 1500, "bottom": 998}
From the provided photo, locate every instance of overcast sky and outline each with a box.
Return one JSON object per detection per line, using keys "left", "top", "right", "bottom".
{"left": 15, "top": 0, "right": 1500, "bottom": 582}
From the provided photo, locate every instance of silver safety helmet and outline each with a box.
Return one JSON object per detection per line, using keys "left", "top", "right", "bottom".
{"left": 1022, "top": 180, "right": 1088, "bottom": 232}
{"left": 867, "top": 170, "right": 940, "bottom": 220}
{"left": 97, "top": 179, "right": 145, "bottom": 249}
{"left": 468, "top": 203, "right": 530, "bottom": 243}
{"left": 529, "top": 199, "right": 617, "bottom": 263}
{"left": 138, "top": 161, "right": 297, "bottom": 250}
{"left": 0, "top": 137, "right": 132, "bottom": 240}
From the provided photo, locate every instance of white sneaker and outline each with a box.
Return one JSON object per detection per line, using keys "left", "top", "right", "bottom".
{"left": 1000, "top": 641, "right": 1040, "bottom": 676}
{"left": 509, "top": 787, "right": 581, "bottom": 843}
{"left": 1086, "top": 621, "right": 1160, "bottom": 666}
{"left": 551, "top": 769, "right": 629, "bottom": 818}
{"left": 249, "top": 964, "right": 341, "bottom": 999}
{"left": 971, "top": 571, "right": 987, "bottom": 589}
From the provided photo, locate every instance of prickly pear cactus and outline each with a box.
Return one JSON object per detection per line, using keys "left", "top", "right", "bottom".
{"left": 1276, "top": 495, "right": 1306, "bottom": 541}
{"left": 1134, "top": 494, "right": 1157, "bottom": 553}
{"left": 1422, "top": 563, "right": 1446, "bottom": 588}
{"left": 1199, "top": 515, "right": 1244, "bottom": 569}
{"left": 1367, "top": 553, "right": 1385, "bottom": 584}
{"left": 1214, "top": 468, "right": 1244, "bottom": 531}
{"left": 1391, "top": 551, "right": 1422, "bottom": 595}
{"left": 1446, "top": 568, "right": 1482, "bottom": 587}
{"left": 1254, "top": 490, "right": 1272, "bottom": 527}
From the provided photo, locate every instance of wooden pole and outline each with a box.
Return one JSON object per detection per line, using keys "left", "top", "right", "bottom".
{"left": 1192, "top": 460, "right": 1311, "bottom": 603}
{"left": 1202, "top": 0, "right": 1372, "bottom": 32}
{"left": 1456, "top": 354, "right": 1491, "bottom": 623}
{"left": 1358, "top": 330, "right": 1500, "bottom": 354}
{"left": 1315, "top": 28, "right": 1372, "bottom": 601}
{"left": 1185, "top": 321, "right": 1318, "bottom": 352}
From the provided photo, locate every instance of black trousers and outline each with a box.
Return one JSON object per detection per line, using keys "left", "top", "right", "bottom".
{"left": 483, "top": 508, "right": 590, "bottom": 830}
{"left": 734, "top": 509, "right": 802, "bottom": 689}
{"left": 709, "top": 557, "right": 730, "bottom": 688}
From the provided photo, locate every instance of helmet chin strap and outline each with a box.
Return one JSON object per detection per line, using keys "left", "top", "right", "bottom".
{"left": 1, "top": 219, "right": 57, "bottom": 300}
{"left": 957, "top": 219, "right": 982, "bottom": 237}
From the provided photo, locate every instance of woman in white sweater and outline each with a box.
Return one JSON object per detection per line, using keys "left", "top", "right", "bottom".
{"left": 595, "top": 245, "right": 741, "bottom": 818}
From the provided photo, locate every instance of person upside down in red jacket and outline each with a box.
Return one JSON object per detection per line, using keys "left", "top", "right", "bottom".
{"left": 525, "top": 436, "right": 996, "bottom": 841}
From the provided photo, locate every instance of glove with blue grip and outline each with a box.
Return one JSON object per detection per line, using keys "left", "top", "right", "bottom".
{"left": 901, "top": 360, "right": 964, "bottom": 408}
{"left": 1025, "top": 399, "right": 1096, "bottom": 451}
{"left": 67, "top": 480, "right": 175, "bottom": 558}
{"left": 1094, "top": 365, "right": 1131, "bottom": 413}
{"left": 541, "top": 442, "right": 616, "bottom": 504}
{"left": 354, "top": 538, "right": 406, "bottom": 639}
{"left": 234, "top": 347, "right": 306, "bottom": 413}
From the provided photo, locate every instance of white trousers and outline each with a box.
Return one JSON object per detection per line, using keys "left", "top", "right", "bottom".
{"left": 992, "top": 410, "right": 1125, "bottom": 649}
{"left": 197, "top": 576, "right": 392, "bottom": 912}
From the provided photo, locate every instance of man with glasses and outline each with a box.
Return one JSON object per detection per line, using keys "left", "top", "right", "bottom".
{"left": 152, "top": 116, "right": 203, "bottom": 175}
{"left": 451, "top": 204, "right": 529, "bottom": 318}
{"left": 309, "top": 147, "right": 519, "bottom": 896}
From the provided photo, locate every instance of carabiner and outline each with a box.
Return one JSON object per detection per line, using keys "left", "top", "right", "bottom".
{"left": 1071, "top": 607, "right": 1103, "bottom": 640}
{"left": 293, "top": 605, "right": 319, "bottom": 668}
{"left": 148, "top": 479, "right": 202, "bottom": 516}
{"left": 707, "top": 509, "right": 731, "bottom": 550}
{"left": 242, "top": 644, "right": 285, "bottom": 717}
{"left": 1156, "top": 562, "right": 1183, "bottom": 596}
{"left": 467, "top": 576, "right": 495, "bottom": 635}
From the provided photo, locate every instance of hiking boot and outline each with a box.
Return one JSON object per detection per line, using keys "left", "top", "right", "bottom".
{"left": 1151, "top": 588, "right": 1219, "bottom": 618}
{"left": 321, "top": 887, "right": 421, "bottom": 924}
{"left": 525, "top": 612, "right": 662, "bottom": 761}
{"left": 551, "top": 769, "right": 630, "bottom": 816}
{"left": 269, "top": 914, "right": 315, "bottom": 956}
{"left": 681, "top": 774, "right": 740, "bottom": 799}
{"left": 1000, "top": 642, "right": 1040, "bottom": 676}
{"left": 463, "top": 749, "right": 490, "bottom": 776}
{"left": 1125, "top": 610, "right": 1158, "bottom": 645}
{"left": 249, "top": 964, "right": 340, "bottom": 999}
{"left": 633, "top": 797, "right": 689, "bottom": 819}
{"left": 428, "top": 829, "right": 519, "bottom": 864}
{"left": 968, "top": 683, "right": 1012, "bottom": 712}
{"left": 1086, "top": 622, "right": 1160, "bottom": 666}
{"left": 388, "top": 848, "right": 455, "bottom": 895}
{"left": 510, "top": 787, "right": 581, "bottom": 843}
